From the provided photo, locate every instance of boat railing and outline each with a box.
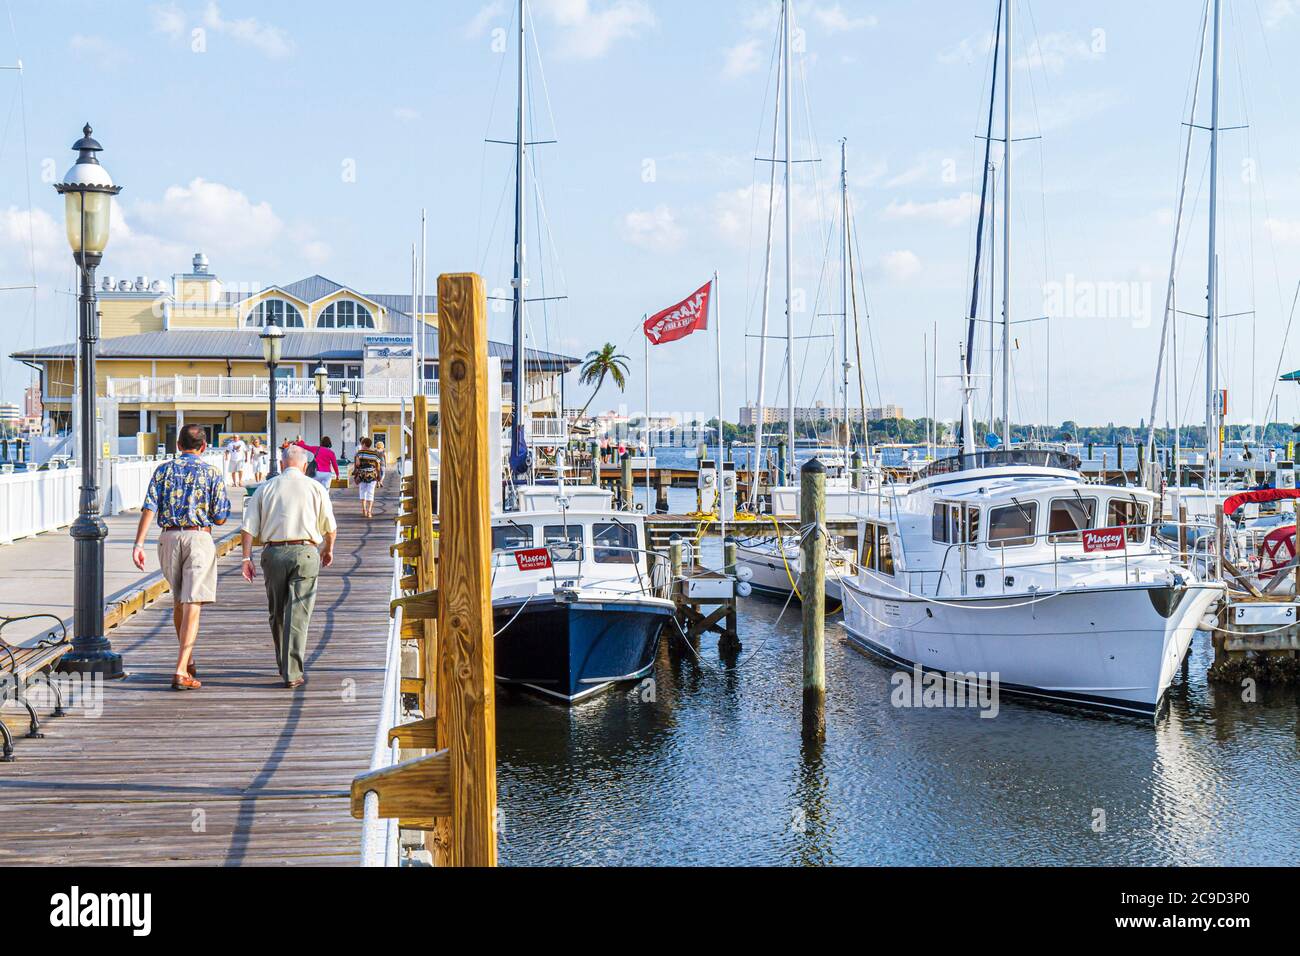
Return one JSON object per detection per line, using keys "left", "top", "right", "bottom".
{"left": 908, "top": 523, "right": 1175, "bottom": 598}
{"left": 359, "top": 520, "right": 407, "bottom": 867}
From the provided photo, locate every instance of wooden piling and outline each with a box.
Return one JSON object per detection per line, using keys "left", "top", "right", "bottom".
{"left": 621, "top": 452, "right": 633, "bottom": 510}
{"left": 801, "top": 458, "right": 826, "bottom": 737}
{"left": 1178, "top": 503, "right": 1188, "bottom": 567}
{"left": 435, "top": 272, "right": 497, "bottom": 867}
{"left": 670, "top": 535, "right": 684, "bottom": 582}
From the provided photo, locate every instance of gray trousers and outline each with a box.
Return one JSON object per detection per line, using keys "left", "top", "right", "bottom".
{"left": 260, "top": 544, "right": 320, "bottom": 684}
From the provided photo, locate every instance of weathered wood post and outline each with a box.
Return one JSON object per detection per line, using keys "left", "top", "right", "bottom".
{"left": 777, "top": 440, "right": 788, "bottom": 487}
{"left": 801, "top": 458, "right": 826, "bottom": 737}
{"left": 655, "top": 471, "right": 670, "bottom": 514}
{"left": 724, "top": 537, "right": 738, "bottom": 575}
{"left": 620, "top": 451, "right": 634, "bottom": 510}
{"left": 437, "top": 272, "right": 497, "bottom": 867}
{"left": 1178, "top": 503, "right": 1189, "bottom": 567}
{"left": 851, "top": 450, "right": 863, "bottom": 491}
{"left": 670, "top": 534, "right": 684, "bottom": 582}
{"left": 721, "top": 537, "right": 740, "bottom": 655}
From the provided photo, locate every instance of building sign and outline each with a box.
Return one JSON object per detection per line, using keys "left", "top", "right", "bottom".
{"left": 514, "top": 548, "right": 553, "bottom": 572}
{"left": 1082, "top": 528, "right": 1126, "bottom": 553}
{"left": 365, "top": 335, "right": 414, "bottom": 359}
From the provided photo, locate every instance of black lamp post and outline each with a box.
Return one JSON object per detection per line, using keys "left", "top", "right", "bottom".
{"left": 339, "top": 385, "right": 352, "bottom": 462}
{"left": 313, "top": 363, "right": 328, "bottom": 442}
{"left": 261, "top": 325, "right": 284, "bottom": 477}
{"left": 55, "top": 124, "right": 123, "bottom": 679}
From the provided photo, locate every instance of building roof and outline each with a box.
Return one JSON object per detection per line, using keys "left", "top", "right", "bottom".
{"left": 11, "top": 329, "right": 578, "bottom": 371}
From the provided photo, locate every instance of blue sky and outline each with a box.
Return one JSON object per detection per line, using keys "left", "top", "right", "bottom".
{"left": 4, "top": 0, "right": 1300, "bottom": 430}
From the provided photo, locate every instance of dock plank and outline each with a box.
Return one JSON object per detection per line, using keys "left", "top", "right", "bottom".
{"left": 0, "top": 478, "right": 396, "bottom": 866}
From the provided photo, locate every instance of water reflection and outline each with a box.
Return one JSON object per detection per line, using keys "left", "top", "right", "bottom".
{"left": 495, "top": 540, "right": 1300, "bottom": 866}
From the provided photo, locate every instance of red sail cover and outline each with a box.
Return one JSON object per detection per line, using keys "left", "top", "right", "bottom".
{"left": 1222, "top": 488, "right": 1300, "bottom": 516}
{"left": 644, "top": 281, "right": 711, "bottom": 345}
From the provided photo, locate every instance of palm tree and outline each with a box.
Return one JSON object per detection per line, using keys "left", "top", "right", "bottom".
{"left": 575, "top": 344, "right": 630, "bottom": 419}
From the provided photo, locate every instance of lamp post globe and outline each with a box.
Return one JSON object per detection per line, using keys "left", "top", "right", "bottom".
{"left": 54, "top": 124, "right": 123, "bottom": 679}
{"left": 261, "top": 325, "right": 285, "bottom": 476}
{"left": 313, "top": 364, "right": 328, "bottom": 442}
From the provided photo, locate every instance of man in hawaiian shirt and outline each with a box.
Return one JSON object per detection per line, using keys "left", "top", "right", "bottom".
{"left": 132, "top": 424, "right": 232, "bottom": 691}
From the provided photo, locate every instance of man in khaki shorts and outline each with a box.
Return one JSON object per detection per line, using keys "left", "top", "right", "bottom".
{"left": 133, "top": 424, "right": 232, "bottom": 690}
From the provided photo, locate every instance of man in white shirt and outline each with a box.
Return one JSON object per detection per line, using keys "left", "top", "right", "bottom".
{"left": 239, "top": 444, "right": 337, "bottom": 688}
{"left": 225, "top": 434, "right": 248, "bottom": 488}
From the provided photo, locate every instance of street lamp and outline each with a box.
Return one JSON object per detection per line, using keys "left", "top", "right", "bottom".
{"left": 313, "top": 363, "right": 328, "bottom": 442}
{"left": 54, "top": 124, "right": 123, "bottom": 679}
{"left": 261, "top": 325, "right": 285, "bottom": 477}
{"left": 339, "top": 385, "right": 352, "bottom": 462}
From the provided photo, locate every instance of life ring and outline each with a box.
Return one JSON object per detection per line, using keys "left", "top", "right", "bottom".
{"left": 1257, "top": 524, "right": 1296, "bottom": 579}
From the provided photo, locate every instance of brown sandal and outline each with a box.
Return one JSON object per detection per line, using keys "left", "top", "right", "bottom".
{"left": 172, "top": 674, "right": 202, "bottom": 691}
{"left": 187, "top": 660, "right": 197, "bottom": 678}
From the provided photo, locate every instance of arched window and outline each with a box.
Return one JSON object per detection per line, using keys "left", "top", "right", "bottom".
{"left": 245, "top": 298, "right": 304, "bottom": 328}
{"left": 317, "top": 299, "right": 375, "bottom": 329}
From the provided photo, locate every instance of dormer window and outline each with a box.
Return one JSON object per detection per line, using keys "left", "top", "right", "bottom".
{"left": 246, "top": 298, "right": 304, "bottom": 328}
{"left": 318, "top": 299, "right": 375, "bottom": 329}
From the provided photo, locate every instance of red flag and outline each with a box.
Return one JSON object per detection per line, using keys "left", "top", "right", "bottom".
{"left": 643, "top": 281, "right": 712, "bottom": 345}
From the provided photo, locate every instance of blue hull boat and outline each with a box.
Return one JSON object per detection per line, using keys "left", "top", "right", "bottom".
{"left": 493, "top": 597, "right": 672, "bottom": 703}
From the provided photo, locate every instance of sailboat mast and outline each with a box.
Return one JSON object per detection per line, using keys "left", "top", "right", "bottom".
{"left": 840, "top": 139, "right": 851, "bottom": 461}
{"left": 783, "top": 0, "right": 795, "bottom": 482}
{"left": 1206, "top": 0, "right": 1223, "bottom": 473}
{"left": 510, "top": 0, "right": 528, "bottom": 472}
{"left": 1001, "top": 0, "right": 1013, "bottom": 448}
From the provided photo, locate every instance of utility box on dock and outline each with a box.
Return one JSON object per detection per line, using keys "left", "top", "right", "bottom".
{"left": 719, "top": 462, "right": 737, "bottom": 521}
{"left": 1277, "top": 461, "right": 1296, "bottom": 490}
{"left": 698, "top": 459, "right": 718, "bottom": 513}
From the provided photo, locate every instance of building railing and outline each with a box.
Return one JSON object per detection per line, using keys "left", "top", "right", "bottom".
{"left": 104, "top": 376, "right": 524, "bottom": 406}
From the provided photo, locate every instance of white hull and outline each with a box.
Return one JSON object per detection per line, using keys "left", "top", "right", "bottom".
{"left": 734, "top": 541, "right": 846, "bottom": 604}
{"left": 841, "top": 578, "right": 1222, "bottom": 717}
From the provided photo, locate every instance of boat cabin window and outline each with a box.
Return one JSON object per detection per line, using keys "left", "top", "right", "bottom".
{"left": 877, "top": 525, "right": 895, "bottom": 576}
{"left": 543, "top": 525, "right": 584, "bottom": 562}
{"left": 1048, "top": 497, "right": 1096, "bottom": 543}
{"left": 593, "top": 522, "right": 638, "bottom": 565}
{"left": 492, "top": 524, "right": 534, "bottom": 553}
{"left": 931, "top": 503, "right": 977, "bottom": 544}
{"left": 860, "top": 522, "right": 895, "bottom": 576}
{"left": 1106, "top": 499, "right": 1150, "bottom": 544}
{"left": 987, "top": 501, "right": 1038, "bottom": 548}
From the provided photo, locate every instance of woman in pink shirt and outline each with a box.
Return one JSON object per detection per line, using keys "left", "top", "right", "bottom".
{"left": 296, "top": 437, "right": 340, "bottom": 489}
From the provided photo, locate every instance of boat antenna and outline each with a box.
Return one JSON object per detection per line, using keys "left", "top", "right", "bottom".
{"left": 509, "top": 0, "right": 530, "bottom": 476}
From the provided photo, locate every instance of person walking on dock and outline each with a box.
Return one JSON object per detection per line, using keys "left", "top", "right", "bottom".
{"left": 351, "top": 437, "right": 385, "bottom": 519}
{"left": 296, "top": 436, "right": 339, "bottom": 490}
{"left": 132, "top": 424, "right": 232, "bottom": 691}
{"left": 240, "top": 444, "right": 337, "bottom": 689}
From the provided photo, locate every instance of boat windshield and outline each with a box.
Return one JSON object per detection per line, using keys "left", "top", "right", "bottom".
{"left": 921, "top": 447, "right": 1080, "bottom": 479}
{"left": 593, "top": 522, "right": 638, "bottom": 564}
{"left": 544, "top": 525, "right": 584, "bottom": 563}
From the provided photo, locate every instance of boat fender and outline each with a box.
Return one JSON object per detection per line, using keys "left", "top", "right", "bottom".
{"left": 736, "top": 581, "right": 752, "bottom": 598}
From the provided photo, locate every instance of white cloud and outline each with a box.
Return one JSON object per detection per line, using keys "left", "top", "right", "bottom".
{"left": 1026, "top": 89, "right": 1122, "bottom": 133}
{"left": 937, "top": 30, "right": 992, "bottom": 65}
{"left": 713, "top": 182, "right": 821, "bottom": 247}
{"left": 1266, "top": 218, "right": 1300, "bottom": 242}
{"left": 150, "top": 2, "right": 187, "bottom": 39}
{"left": 465, "top": 1, "right": 506, "bottom": 38}
{"left": 1264, "top": 1, "right": 1299, "bottom": 29}
{"left": 1020, "top": 31, "right": 1102, "bottom": 74}
{"left": 811, "top": 4, "right": 877, "bottom": 34}
{"left": 881, "top": 192, "right": 979, "bottom": 228}
{"left": 621, "top": 205, "right": 686, "bottom": 252}
{"left": 393, "top": 106, "right": 420, "bottom": 123}
{"left": 723, "top": 38, "right": 763, "bottom": 79}
{"left": 69, "top": 35, "right": 131, "bottom": 70}
{"left": 533, "top": 0, "right": 656, "bottom": 60}
{"left": 0, "top": 206, "right": 68, "bottom": 276}
{"left": 202, "top": 2, "right": 295, "bottom": 58}
{"left": 881, "top": 250, "right": 921, "bottom": 282}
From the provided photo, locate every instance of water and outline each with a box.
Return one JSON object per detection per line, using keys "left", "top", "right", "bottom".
{"left": 496, "top": 548, "right": 1300, "bottom": 866}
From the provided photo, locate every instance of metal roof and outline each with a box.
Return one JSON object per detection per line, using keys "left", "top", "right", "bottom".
{"left": 10, "top": 329, "right": 578, "bottom": 370}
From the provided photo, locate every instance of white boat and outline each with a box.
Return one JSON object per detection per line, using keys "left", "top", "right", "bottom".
{"left": 840, "top": 448, "right": 1224, "bottom": 717}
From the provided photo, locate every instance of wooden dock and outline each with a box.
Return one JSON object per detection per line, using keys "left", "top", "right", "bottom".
{"left": 0, "top": 483, "right": 396, "bottom": 866}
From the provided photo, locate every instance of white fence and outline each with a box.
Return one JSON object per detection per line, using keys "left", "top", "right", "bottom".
{"left": 0, "top": 452, "right": 224, "bottom": 545}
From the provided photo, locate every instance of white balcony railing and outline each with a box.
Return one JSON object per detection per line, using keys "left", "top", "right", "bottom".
{"left": 106, "top": 377, "right": 445, "bottom": 405}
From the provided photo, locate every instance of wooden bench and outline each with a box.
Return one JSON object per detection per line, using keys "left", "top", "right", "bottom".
{"left": 0, "top": 614, "right": 70, "bottom": 761}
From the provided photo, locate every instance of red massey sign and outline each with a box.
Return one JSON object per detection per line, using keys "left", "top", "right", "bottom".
{"left": 1082, "top": 528, "right": 1127, "bottom": 553}
{"left": 514, "top": 548, "right": 553, "bottom": 572}
{"left": 644, "top": 281, "right": 712, "bottom": 345}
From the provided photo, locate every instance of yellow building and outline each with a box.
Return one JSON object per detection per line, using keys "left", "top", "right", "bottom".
{"left": 12, "top": 253, "right": 577, "bottom": 460}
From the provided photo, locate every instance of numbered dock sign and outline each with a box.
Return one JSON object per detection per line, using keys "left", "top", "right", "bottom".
{"left": 514, "top": 548, "right": 553, "bottom": 572}
{"left": 1082, "top": 527, "right": 1126, "bottom": 553}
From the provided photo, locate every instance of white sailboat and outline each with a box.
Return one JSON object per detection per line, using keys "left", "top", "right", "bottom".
{"left": 839, "top": 0, "right": 1225, "bottom": 719}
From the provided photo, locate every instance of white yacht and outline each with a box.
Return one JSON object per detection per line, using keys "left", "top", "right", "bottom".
{"left": 840, "top": 448, "right": 1224, "bottom": 717}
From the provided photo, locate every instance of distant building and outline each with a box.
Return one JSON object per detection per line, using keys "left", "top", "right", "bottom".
{"left": 0, "top": 403, "right": 20, "bottom": 426}
{"left": 741, "top": 402, "right": 905, "bottom": 426}
{"left": 23, "top": 384, "right": 41, "bottom": 419}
